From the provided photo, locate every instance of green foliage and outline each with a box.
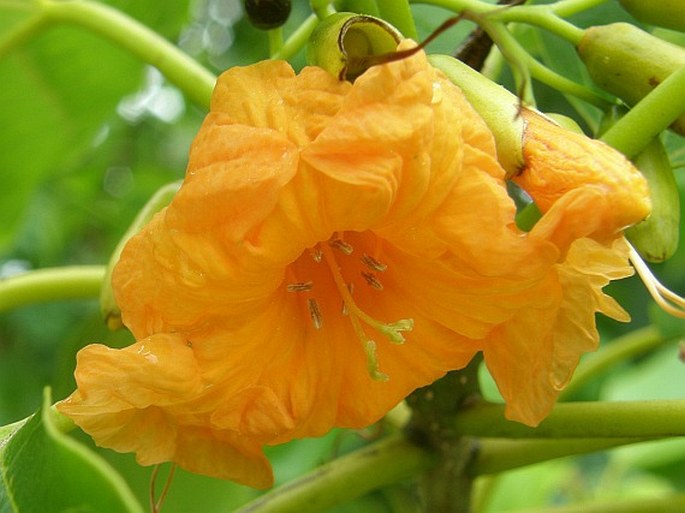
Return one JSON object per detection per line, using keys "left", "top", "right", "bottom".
{"left": 0, "top": 389, "right": 144, "bottom": 513}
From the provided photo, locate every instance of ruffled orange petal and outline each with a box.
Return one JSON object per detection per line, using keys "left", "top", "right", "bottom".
{"left": 57, "top": 334, "right": 275, "bottom": 488}
{"left": 482, "top": 237, "right": 633, "bottom": 425}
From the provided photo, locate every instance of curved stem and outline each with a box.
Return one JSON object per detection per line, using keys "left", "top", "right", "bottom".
{"left": 600, "top": 66, "right": 685, "bottom": 158}
{"left": 559, "top": 325, "right": 665, "bottom": 400}
{"left": 550, "top": 0, "right": 611, "bottom": 18}
{"left": 272, "top": 13, "right": 319, "bottom": 62}
{"left": 234, "top": 434, "right": 434, "bottom": 513}
{"left": 40, "top": 0, "right": 215, "bottom": 109}
{"left": 452, "top": 400, "right": 685, "bottom": 439}
{"left": 488, "top": 6, "right": 584, "bottom": 45}
{"left": 0, "top": 266, "right": 105, "bottom": 312}
{"left": 0, "top": 9, "right": 45, "bottom": 59}
{"left": 479, "top": 17, "right": 611, "bottom": 108}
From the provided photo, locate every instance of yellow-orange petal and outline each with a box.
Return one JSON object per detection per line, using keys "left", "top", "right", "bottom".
{"left": 482, "top": 236, "right": 633, "bottom": 426}
{"left": 57, "top": 334, "right": 276, "bottom": 488}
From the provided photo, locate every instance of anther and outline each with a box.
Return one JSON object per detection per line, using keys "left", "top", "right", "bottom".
{"left": 308, "top": 298, "right": 323, "bottom": 329}
{"left": 361, "top": 271, "right": 383, "bottom": 291}
{"left": 310, "top": 248, "right": 323, "bottom": 263}
{"left": 329, "top": 238, "right": 353, "bottom": 255}
{"left": 287, "top": 281, "right": 314, "bottom": 292}
{"left": 361, "top": 254, "right": 387, "bottom": 272}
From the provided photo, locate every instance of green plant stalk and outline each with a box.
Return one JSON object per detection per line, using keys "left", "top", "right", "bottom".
{"left": 550, "top": 0, "right": 611, "bottom": 18}
{"left": 272, "top": 13, "right": 319, "bottom": 61}
{"left": 0, "top": 9, "right": 45, "bottom": 59}
{"left": 233, "top": 434, "right": 434, "bottom": 513}
{"left": 268, "top": 27, "right": 284, "bottom": 57}
{"left": 310, "top": 0, "right": 336, "bottom": 20}
{"left": 559, "top": 325, "right": 663, "bottom": 400}
{"left": 410, "top": 0, "right": 584, "bottom": 44}
{"left": 40, "top": 0, "right": 215, "bottom": 109}
{"left": 504, "top": 493, "right": 685, "bottom": 513}
{"left": 0, "top": 266, "right": 104, "bottom": 312}
{"left": 601, "top": 66, "right": 685, "bottom": 158}
{"left": 453, "top": 400, "right": 685, "bottom": 438}
{"left": 376, "top": 0, "right": 417, "bottom": 39}
{"left": 472, "top": 436, "right": 649, "bottom": 475}
{"left": 478, "top": 18, "right": 611, "bottom": 108}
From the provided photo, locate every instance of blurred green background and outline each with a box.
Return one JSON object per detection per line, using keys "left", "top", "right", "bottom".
{"left": 1, "top": 0, "right": 684, "bottom": 511}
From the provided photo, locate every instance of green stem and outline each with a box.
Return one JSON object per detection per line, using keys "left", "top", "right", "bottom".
{"left": 560, "top": 326, "right": 664, "bottom": 400}
{"left": 272, "top": 13, "right": 319, "bottom": 61}
{"left": 506, "top": 493, "right": 685, "bottom": 513}
{"left": 0, "top": 266, "right": 105, "bottom": 312}
{"left": 600, "top": 66, "right": 685, "bottom": 158}
{"left": 478, "top": 17, "right": 611, "bottom": 108}
{"left": 488, "top": 6, "right": 584, "bottom": 45}
{"left": 550, "top": 0, "right": 611, "bottom": 18}
{"left": 0, "top": 10, "right": 45, "bottom": 59}
{"left": 268, "top": 27, "right": 284, "bottom": 57}
{"left": 453, "top": 400, "right": 685, "bottom": 438}
{"left": 310, "top": 0, "right": 336, "bottom": 20}
{"left": 233, "top": 434, "right": 434, "bottom": 513}
{"left": 472, "top": 437, "right": 649, "bottom": 476}
{"left": 40, "top": 0, "right": 215, "bottom": 109}
{"left": 376, "top": 0, "right": 418, "bottom": 39}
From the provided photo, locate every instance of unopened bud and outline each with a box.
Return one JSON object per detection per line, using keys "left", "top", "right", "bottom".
{"left": 578, "top": 23, "right": 685, "bottom": 135}
{"left": 619, "top": 0, "right": 685, "bottom": 32}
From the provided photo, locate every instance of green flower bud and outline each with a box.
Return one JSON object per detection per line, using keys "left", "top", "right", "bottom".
{"left": 244, "top": 0, "right": 292, "bottom": 30}
{"left": 578, "top": 23, "right": 685, "bottom": 135}
{"left": 619, "top": 0, "right": 685, "bottom": 32}
{"left": 307, "top": 12, "right": 402, "bottom": 81}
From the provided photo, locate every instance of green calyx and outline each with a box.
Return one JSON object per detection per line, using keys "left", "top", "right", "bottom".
{"left": 578, "top": 23, "right": 685, "bottom": 135}
{"left": 306, "top": 12, "right": 402, "bottom": 81}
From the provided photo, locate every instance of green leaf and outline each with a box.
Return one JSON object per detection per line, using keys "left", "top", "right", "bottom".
{"left": 0, "top": 388, "right": 144, "bottom": 513}
{"left": 0, "top": 0, "right": 191, "bottom": 254}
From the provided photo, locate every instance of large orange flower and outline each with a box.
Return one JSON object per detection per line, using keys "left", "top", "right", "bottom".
{"left": 58, "top": 44, "right": 649, "bottom": 487}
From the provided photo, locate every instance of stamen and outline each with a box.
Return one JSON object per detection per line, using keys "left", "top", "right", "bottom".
{"left": 364, "top": 340, "right": 390, "bottom": 382}
{"left": 347, "top": 309, "right": 389, "bottom": 382}
{"left": 321, "top": 243, "right": 413, "bottom": 345}
{"left": 361, "top": 271, "right": 384, "bottom": 291}
{"left": 308, "top": 298, "right": 323, "bottom": 329}
{"left": 310, "top": 248, "right": 323, "bottom": 263}
{"left": 361, "top": 254, "right": 388, "bottom": 272}
{"left": 630, "top": 244, "right": 685, "bottom": 319}
{"left": 329, "top": 238, "right": 354, "bottom": 255}
{"left": 287, "top": 281, "right": 314, "bottom": 292}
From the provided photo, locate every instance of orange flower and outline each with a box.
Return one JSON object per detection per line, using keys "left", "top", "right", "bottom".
{"left": 58, "top": 43, "right": 649, "bottom": 487}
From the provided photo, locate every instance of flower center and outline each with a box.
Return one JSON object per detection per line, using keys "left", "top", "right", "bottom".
{"left": 285, "top": 231, "right": 413, "bottom": 381}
